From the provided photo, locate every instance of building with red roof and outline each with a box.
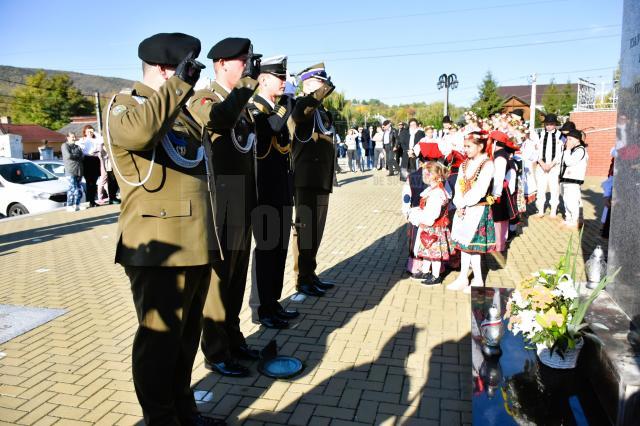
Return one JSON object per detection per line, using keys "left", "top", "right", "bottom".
{"left": 0, "top": 116, "right": 66, "bottom": 159}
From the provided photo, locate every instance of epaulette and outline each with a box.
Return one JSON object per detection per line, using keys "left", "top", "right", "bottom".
{"left": 119, "top": 88, "right": 133, "bottom": 95}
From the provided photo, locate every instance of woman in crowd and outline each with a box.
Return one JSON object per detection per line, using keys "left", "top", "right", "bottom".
{"left": 448, "top": 131, "right": 496, "bottom": 293}
{"left": 345, "top": 128, "right": 357, "bottom": 172}
{"left": 407, "top": 161, "right": 455, "bottom": 286}
{"left": 372, "top": 125, "right": 385, "bottom": 170}
{"left": 61, "top": 132, "right": 84, "bottom": 212}
{"left": 77, "top": 125, "right": 102, "bottom": 208}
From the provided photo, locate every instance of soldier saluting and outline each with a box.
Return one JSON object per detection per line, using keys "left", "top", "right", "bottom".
{"left": 247, "top": 55, "right": 299, "bottom": 329}
{"left": 289, "top": 63, "right": 337, "bottom": 297}
{"left": 105, "top": 33, "right": 224, "bottom": 425}
{"left": 188, "top": 37, "right": 262, "bottom": 377}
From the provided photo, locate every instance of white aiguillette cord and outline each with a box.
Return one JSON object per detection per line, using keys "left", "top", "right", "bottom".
{"left": 294, "top": 109, "right": 335, "bottom": 143}
{"left": 105, "top": 94, "right": 203, "bottom": 187}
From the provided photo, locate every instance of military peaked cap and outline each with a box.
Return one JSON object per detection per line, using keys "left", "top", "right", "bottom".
{"left": 207, "top": 37, "right": 251, "bottom": 60}
{"left": 261, "top": 55, "right": 287, "bottom": 77}
{"left": 299, "top": 62, "right": 328, "bottom": 81}
{"left": 138, "top": 33, "right": 201, "bottom": 66}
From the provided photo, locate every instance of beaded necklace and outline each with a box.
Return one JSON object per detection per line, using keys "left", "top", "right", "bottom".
{"left": 459, "top": 156, "right": 489, "bottom": 195}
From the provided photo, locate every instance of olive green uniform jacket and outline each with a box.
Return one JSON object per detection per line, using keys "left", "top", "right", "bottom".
{"left": 106, "top": 76, "right": 219, "bottom": 267}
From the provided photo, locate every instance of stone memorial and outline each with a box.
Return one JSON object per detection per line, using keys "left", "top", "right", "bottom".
{"left": 584, "top": 2, "right": 640, "bottom": 424}
{"left": 608, "top": 0, "right": 640, "bottom": 329}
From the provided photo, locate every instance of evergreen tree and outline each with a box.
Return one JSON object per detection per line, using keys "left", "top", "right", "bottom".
{"left": 541, "top": 79, "right": 562, "bottom": 115}
{"left": 558, "top": 80, "right": 576, "bottom": 116}
{"left": 471, "top": 71, "right": 504, "bottom": 117}
{"left": 10, "top": 71, "right": 93, "bottom": 129}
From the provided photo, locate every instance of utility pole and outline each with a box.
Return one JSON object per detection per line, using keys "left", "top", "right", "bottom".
{"left": 529, "top": 73, "right": 537, "bottom": 138}
{"left": 437, "top": 73, "right": 459, "bottom": 117}
{"left": 94, "top": 92, "right": 102, "bottom": 134}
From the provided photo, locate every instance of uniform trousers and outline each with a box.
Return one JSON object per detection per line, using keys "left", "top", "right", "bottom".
{"left": 293, "top": 187, "right": 330, "bottom": 283}
{"left": 561, "top": 182, "right": 582, "bottom": 225}
{"left": 535, "top": 166, "right": 560, "bottom": 215}
{"left": 125, "top": 265, "right": 210, "bottom": 426}
{"left": 250, "top": 204, "right": 293, "bottom": 318}
{"left": 201, "top": 225, "right": 252, "bottom": 362}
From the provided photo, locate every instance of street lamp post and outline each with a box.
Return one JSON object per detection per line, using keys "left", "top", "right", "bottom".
{"left": 437, "top": 73, "right": 459, "bottom": 117}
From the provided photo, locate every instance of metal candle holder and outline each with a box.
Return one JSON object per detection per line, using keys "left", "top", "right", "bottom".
{"left": 481, "top": 291, "right": 504, "bottom": 357}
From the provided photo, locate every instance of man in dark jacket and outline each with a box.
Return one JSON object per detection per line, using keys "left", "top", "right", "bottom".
{"left": 382, "top": 120, "right": 398, "bottom": 176}
{"left": 397, "top": 121, "right": 410, "bottom": 180}
{"left": 289, "top": 63, "right": 336, "bottom": 297}
{"left": 247, "top": 55, "right": 299, "bottom": 329}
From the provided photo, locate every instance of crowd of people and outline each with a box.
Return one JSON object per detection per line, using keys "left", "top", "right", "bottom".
{"left": 396, "top": 109, "right": 590, "bottom": 293}
{"left": 59, "top": 125, "right": 120, "bottom": 211}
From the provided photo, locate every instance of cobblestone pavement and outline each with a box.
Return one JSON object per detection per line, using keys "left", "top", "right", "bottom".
{"left": 0, "top": 170, "right": 606, "bottom": 425}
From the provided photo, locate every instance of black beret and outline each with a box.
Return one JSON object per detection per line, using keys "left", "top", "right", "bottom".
{"left": 138, "top": 33, "right": 201, "bottom": 66}
{"left": 207, "top": 37, "right": 251, "bottom": 60}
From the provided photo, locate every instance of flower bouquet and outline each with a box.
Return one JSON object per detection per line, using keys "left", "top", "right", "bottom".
{"left": 505, "top": 235, "right": 619, "bottom": 368}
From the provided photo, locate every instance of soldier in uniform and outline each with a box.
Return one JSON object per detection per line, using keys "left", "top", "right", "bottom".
{"left": 187, "top": 37, "right": 261, "bottom": 376}
{"left": 289, "top": 63, "right": 337, "bottom": 297}
{"left": 105, "top": 33, "right": 224, "bottom": 425}
{"left": 247, "top": 55, "right": 299, "bottom": 329}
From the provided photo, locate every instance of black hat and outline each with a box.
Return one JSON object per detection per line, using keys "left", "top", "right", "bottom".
{"left": 261, "top": 55, "right": 287, "bottom": 77}
{"left": 138, "top": 33, "right": 201, "bottom": 66}
{"left": 442, "top": 115, "right": 452, "bottom": 124}
{"left": 299, "top": 63, "right": 328, "bottom": 81}
{"left": 511, "top": 109, "right": 524, "bottom": 119}
{"left": 542, "top": 113, "right": 560, "bottom": 125}
{"left": 566, "top": 129, "right": 584, "bottom": 142}
{"left": 207, "top": 37, "right": 251, "bottom": 60}
{"left": 559, "top": 120, "right": 576, "bottom": 133}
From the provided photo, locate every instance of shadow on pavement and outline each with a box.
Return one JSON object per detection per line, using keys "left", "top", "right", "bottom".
{"left": 242, "top": 327, "right": 472, "bottom": 424}
{"left": 336, "top": 174, "right": 372, "bottom": 186}
{"left": 194, "top": 224, "right": 421, "bottom": 422}
{"left": 0, "top": 212, "right": 119, "bottom": 254}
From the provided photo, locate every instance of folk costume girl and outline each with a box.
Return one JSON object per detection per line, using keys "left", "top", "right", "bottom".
{"left": 407, "top": 162, "right": 455, "bottom": 285}
{"left": 402, "top": 165, "right": 428, "bottom": 277}
{"left": 449, "top": 131, "right": 496, "bottom": 293}
{"left": 488, "top": 131, "right": 519, "bottom": 252}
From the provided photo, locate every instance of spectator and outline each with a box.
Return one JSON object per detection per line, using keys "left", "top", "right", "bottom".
{"left": 77, "top": 125, "right": 102, "bottom": 208}
{"left": 345, "top": 128, "right": 357, "bottom": 172}
{"left": 407, "top": 118, "right": 425, "bottom": 173}
{"left": 61, "top": 132, "right": 84, "bottom": 212}
{"left": 534, "top": 114, "right": 563, "bottom": 217}
{"left": 99, "top": 139, "right": 121, "bottom": 205}
{"left": 559, "top": 129, "right": 589, "bottom": 228}
{"left": 382, "top": 120, "right": 399, "bottom": 176}
{"left": 372, "top": 125, "right": 384, "bottom": 170}
{"left": 356, "top": 126, "right": 366, "bottom": 172}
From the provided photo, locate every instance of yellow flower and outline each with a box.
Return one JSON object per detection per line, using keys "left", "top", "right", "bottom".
{"left": 536, "top": 307, "right": 565, "bottom": 328}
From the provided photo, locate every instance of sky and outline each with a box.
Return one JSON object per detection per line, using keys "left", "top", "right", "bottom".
{"left": 0, "top": 0, "right": 624, "bottom": 107}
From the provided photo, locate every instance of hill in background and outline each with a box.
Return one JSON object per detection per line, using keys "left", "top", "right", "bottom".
{"left": 0, "top": 65, "right": 135, "bottom": 116}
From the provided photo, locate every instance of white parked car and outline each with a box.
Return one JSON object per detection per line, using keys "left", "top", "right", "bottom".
{"left": 0, "top": 157, "right": 72, "bottom": 216}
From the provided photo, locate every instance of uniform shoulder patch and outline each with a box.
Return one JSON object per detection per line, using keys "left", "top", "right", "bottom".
{"left": 111, "top": 105, "right": 127, "bottom": 116}
{"left": 200, "top": 97, "right": 214, "bottom": 105}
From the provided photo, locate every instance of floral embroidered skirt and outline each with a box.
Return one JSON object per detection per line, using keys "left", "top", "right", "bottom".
{"left": 416, "top": 226, "right": 455, "bottom": 261}
{"left": 454, "top": 206, "right": 496, "bottom": 253}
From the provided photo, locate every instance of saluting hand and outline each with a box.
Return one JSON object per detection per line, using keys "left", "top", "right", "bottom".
{"left": 175, "top": 50, "right": 205, "bottom": 86}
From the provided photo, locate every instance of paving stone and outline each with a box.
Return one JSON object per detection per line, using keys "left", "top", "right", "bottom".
{"left": 0, "top": 175, "right": 606, "bottom": 424}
